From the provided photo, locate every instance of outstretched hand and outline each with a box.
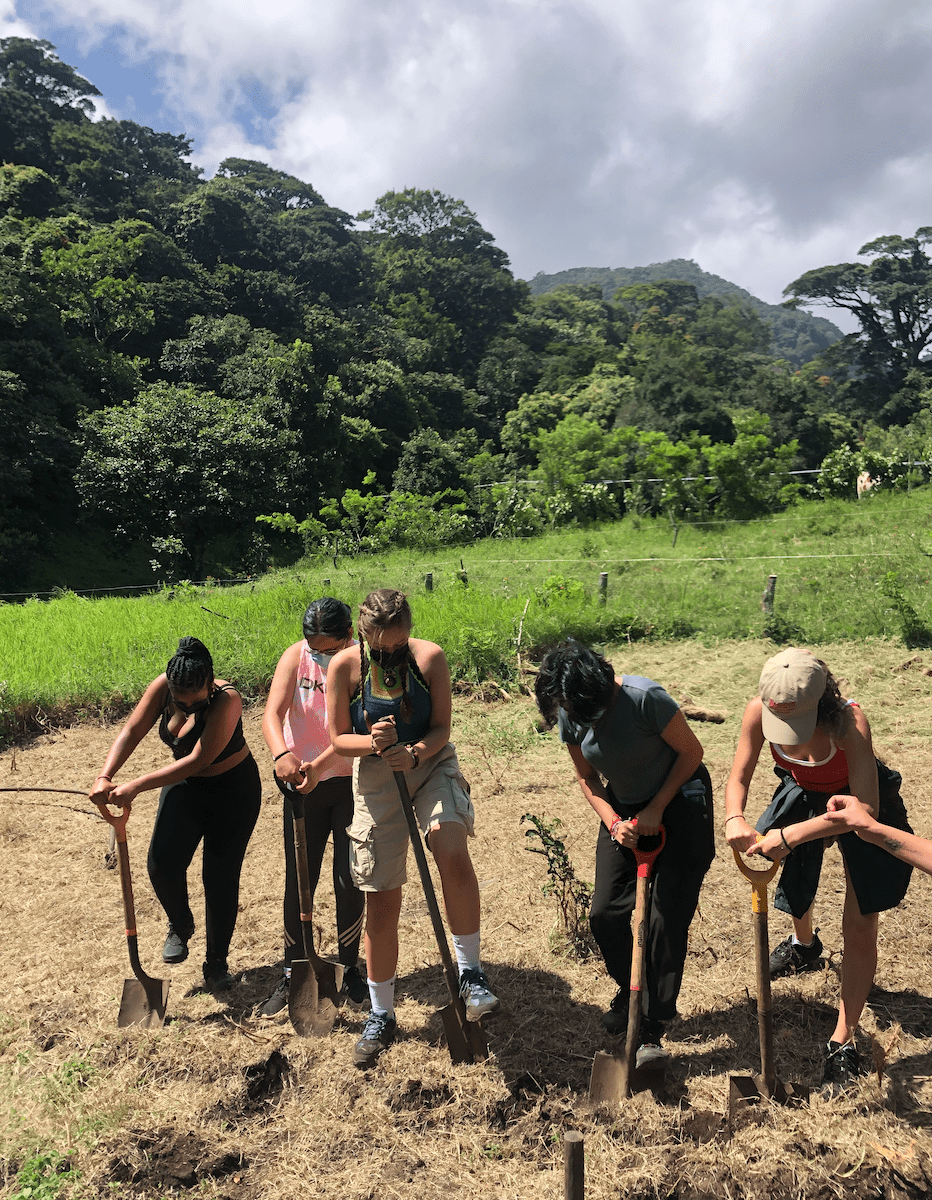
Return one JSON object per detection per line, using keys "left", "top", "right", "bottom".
{"left": 825, "top": 794, "right": 875, "bottom": 835}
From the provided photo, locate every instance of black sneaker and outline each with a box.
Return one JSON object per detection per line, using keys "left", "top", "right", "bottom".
{"left": 203, "top": 960, "right": 235, "bottom": 992}
{"left": 340, "top": 964, "right": 368, "bottom": 1009}
{"left": 162, "top": 923, "right": 193, "bottom": 964}
{"left": 600, "top": 988, "right": 628, "bottom": 1036}
{"left": 353, "top": 1012, "right": 396, "bottom": 1069}
{"left": 822, "top": 1040, "right": 864, "bottom": 1091}
{"left": 769, "top": 932, "right": 823, "bottom": 978}
{"left": 458, "top": 968, "right": 500, "bottom": 1022}
{"left": 260, "top": 974, "right": 289, "bottom": 1017}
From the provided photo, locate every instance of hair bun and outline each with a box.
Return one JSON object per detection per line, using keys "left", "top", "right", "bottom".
{"left": 176, "top": 636, "right": 208, "bottom": 657}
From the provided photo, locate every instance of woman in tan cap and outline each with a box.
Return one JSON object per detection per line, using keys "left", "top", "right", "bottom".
{"left": 724, "top": 648, "right": 912, "bottom": 1090}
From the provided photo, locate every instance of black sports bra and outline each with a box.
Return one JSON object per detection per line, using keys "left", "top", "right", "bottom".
{"left": 158, "top": 683, "right": 246, "bottom": 764}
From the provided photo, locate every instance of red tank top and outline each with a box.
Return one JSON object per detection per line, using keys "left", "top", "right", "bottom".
{"left": 768, "top": 702, "right": 858, "bottom": 793}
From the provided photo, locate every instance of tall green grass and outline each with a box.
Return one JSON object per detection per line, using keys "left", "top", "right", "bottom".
{"left": 2, "top": 489, "right": 931, "bottom": 741}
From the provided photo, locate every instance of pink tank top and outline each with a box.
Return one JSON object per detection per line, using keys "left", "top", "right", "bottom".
{"left": 768, "top": 702, "right": 858, "bottom": 793}
{"left": 281, "top": 642, "right": 354, "bottom": 781}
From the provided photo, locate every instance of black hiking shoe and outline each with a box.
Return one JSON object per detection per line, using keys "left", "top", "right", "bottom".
{"left": 601, "top": 988, "right": 628, "bottom": 1036}
{"left": 458, "top": 968, "right": 500, "bottom": 1022}
{"left": 162, "top": 923, "right": 193, "bottom": 964}
{"left": 260, "top": 974, "right": 289, "bottom": 1017}
{"left": 203, "top": 960, "right": 235, "bottom": 992}
{"left": 635, "top": 1019, "right": 668, "bottom": 1070}
{"left": 769, "top": 932, "right": 823, "bottom": 978}
{"left": 353, "top": 1012, "right": 396, "bottom": 1069}
{"left": 822, "top": 1040, "right": 864, "bottom": 1092}
{"left": 340, "top": 964, "right": 368, "bottom": 1009}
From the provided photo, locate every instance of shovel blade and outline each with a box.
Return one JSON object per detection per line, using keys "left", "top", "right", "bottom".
{"left": 311, "top": 956, "right": 344, "bottom": 1012}
{"left": 589, "top": 1050, "right": 629, "bottom": 1104}
{"left": 289, "top": 960, "right": 338, "bottom": 1037}
{"left": 118, "top": 978, "right": 169, "bottom": 1028}
{"left": 439, "top": 1002, "right": 488, "bottom": 1064}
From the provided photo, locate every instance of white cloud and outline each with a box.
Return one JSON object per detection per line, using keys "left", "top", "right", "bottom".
{"left": 11, "top": 0, "right": 932, "bottom": 310}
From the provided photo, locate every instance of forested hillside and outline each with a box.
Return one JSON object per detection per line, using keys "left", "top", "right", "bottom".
{"left": 527, "top": 260, "right": 844, "bottom": 367}
{"left": 3, "top": 37, "right": 932, "bottom": 595}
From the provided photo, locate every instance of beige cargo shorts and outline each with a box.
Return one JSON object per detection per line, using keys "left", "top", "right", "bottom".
{"left": 348, "top": 742, "right": 474, "bottom": 891}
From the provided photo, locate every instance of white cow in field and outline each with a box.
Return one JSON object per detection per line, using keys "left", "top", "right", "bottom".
{"left": 856, "top": 470, "right": 875, "bottom": 498}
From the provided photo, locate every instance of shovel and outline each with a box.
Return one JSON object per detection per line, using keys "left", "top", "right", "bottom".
{"left": 288, "top": 789, "right": 344, "bottom": 1036}
{"left": 392, "top": 770, "right": 488, "bottom": 1064}
{"left": 590, "top": 821, "right": 665, "bottom": 1104}
{"left": 94, "top": 802, "right": 169, "bottom": 1028}
{"left": 728, "top": 843, "right": 808, "bottom": 1130}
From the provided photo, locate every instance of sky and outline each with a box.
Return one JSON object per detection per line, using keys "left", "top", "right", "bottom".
{"left": 5, "top": 0, "right": 932, "bottom": 322}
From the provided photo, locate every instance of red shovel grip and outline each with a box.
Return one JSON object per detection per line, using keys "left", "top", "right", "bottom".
{"left": 630, "top": 818, "right": 666, "bottom": 878}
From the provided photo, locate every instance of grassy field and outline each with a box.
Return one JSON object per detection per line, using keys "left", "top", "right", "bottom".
{"left": 1, "top": 641, "right": 930, "bottom": 1200}
{"left": 2, "top": 489, "right": 932, "bottom": 742}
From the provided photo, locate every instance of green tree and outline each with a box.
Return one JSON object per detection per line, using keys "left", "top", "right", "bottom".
{"left": 76, "top": 383, "right": 301, "bottom": 575}
{"left": 0, "top": 37, "right": 99, "bottom": 168}
{"left": 784, "top": 229, "right": 932, "bottom": 420}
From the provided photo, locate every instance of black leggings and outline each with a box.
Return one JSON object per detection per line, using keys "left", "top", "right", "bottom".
{"left": 589, "top": 765, "right": 715, "bottom": 1024}
{"left": 281, "top": 775, "right": 364, "bottom": 968}
{"left": 147, "top": 754, "right": 261, "bottom": 969}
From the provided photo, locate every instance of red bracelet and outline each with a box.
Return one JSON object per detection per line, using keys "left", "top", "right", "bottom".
{"left": 609, "top": 817, "right": 622, "bottom": 839}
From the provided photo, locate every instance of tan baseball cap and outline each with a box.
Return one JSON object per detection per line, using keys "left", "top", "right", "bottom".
{"left": 758, "top": 648, "right": 827, "bottom": 744}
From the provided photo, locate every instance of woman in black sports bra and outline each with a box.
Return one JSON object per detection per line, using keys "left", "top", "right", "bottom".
{"left": 90, "top": 637, "right": 261, "bottom": 991}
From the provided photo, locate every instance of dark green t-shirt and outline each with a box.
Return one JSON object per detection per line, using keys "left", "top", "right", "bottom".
{"left": 558, "top": 675, "right": 680, "bottom": 808}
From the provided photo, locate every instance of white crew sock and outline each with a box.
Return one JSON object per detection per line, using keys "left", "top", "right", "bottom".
{"left": 368, "top": 975, "right": 396, "bottom": 1017}
{"left": 452, "top": 931, "right": 481, "bottom": 974}
{"left": 791, "top": 935, "right": 815, "bottom": 947}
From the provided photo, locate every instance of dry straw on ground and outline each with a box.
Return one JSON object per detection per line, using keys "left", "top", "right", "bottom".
{"left": 1, "top": 640, "right": 931, "bottom": 1199}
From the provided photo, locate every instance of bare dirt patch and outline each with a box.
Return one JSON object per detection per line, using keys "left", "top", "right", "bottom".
{"left": 1, "top": 640, "right": 931, "bottom": 1199}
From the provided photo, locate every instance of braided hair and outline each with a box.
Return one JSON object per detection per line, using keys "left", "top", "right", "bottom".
{"left": 302, "top": 596, "right": 352, "bottom": 641}
{"left": 358, "top": 589, "right": 414, "bottom": 724}
{"left": 166, "top": 636, "right": 214, "bottom": 692}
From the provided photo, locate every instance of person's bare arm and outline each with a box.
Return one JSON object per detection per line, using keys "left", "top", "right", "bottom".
{"left": 724, "top": 697, "right": 766, "bottom": 852}
{"left": 377, "top": 640, "right": 452, "bottom": 772}
{"left": 751, "top": 708, "right": 880, "bottom": 860}
{"left": 89, "top": 674, "right": 167, "bottom": 807}
{"left": 630, "top": 710, "right": 704, "bottom": 838}
{"left": 826, "top": 794, "right": 932, "bottom": 875}
{"left": 110, "top": 686, "right": 244, "bottom": 805}
{"left": 262, "top": 641, "right": 306, "bottom": 786}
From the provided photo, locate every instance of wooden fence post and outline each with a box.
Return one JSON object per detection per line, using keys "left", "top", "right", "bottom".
{"left": 598, "top": 572, "right": 608, "bottom": 607}
{"left": 564, "top": 1131, "right": 584, "bottom": 1200}
{"left": 761, "top": 574, "right": 777, "bottom": 614}
{"left": 425, "top": 572, "right": 433, "bottom": 592}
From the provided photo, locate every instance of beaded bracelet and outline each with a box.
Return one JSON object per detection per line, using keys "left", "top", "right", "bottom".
{"left": 723, "top": 814, "right": 743, "bottom": 828}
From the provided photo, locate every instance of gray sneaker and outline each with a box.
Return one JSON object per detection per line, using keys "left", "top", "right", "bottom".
{"left": 340, "top": 964, "right": 369, "bottom": 1009}
{"left": 162, "top": 923, "right": 193, "bottom": 964}
{"left": 353, "top": 1012, "right": 396, "bottom": 1069}
{"left": 458, "top": 968, "right": 500, "bottom": 1022}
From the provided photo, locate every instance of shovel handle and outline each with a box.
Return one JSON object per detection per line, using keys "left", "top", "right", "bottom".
{"left": 94, "top": 801, "right": 129, "bottom": 843}
{"left": 630, "top": 819, "right": 665, "bottom": 877}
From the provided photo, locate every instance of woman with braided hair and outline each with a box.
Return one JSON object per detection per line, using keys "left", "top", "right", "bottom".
{"left": 327, "top": 588, "right": 499, "bottom": 1068}
{"left": 89, "top": 637, "right": 261, "bottom": 991}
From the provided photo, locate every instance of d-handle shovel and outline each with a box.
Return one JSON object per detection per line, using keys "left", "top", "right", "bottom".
{"left": 288, "top": 791, "right": 344, "bottom": 1036}
{"left": 590, "top": 820, "right": 666, "bottom": 1104}
{"left": 94, "top": 802, "right": 169, "bottom": 1028}
{"left": 728, "top": 842, "right": 808, "bottom": 1132}
{"left": 392, "top": 771, "right": 488, "bottom": 1065}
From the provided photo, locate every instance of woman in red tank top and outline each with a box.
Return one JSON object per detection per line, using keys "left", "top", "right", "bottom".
{"left": 724, "top": 648, "right": 912, "bottom": 1091}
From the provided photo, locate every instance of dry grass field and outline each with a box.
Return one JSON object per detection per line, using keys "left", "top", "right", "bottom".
{"left": 1, "top": 639, "right": 931, "bottom": 1200}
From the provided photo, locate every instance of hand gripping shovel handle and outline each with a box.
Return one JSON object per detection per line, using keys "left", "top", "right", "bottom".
{"left": 732, "top": 843, "right": 780, "bottom": 1092}
{"left": 622, "top": 821, "right": 666, "bottom": 1079}
{"left": 391, "top": 770, "right": 486, "bottom": 1063}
